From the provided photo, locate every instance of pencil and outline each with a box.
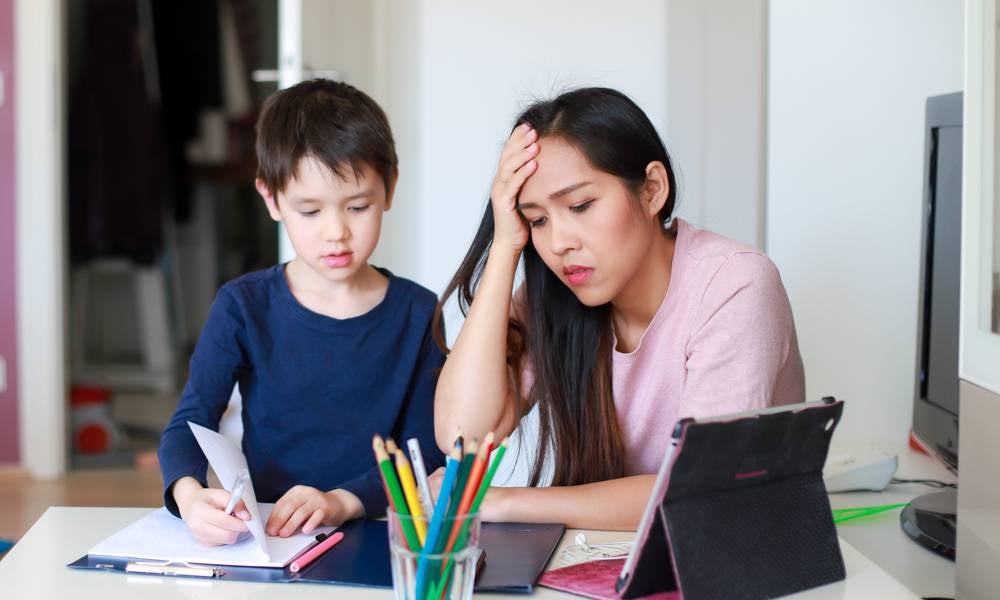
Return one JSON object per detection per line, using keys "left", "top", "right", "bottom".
{"left": 439, "top": 432, "right": 493, "bottom": 555}
{"left": 433, "top": 437, "right": 509, "bottom": 598}
{"left": 373, "top": 435, "right": 420, "bottom": 551}
{"left": 415, "top": 440, "right": 463, "bottom": 599}
{"left": 407, "top": 437, "right": 435, "bottom": 514}
{"left": 395, "top": 448, "right": 428, "bottom": 544}
{"left": 432, "top": 438, "right": 476, "bottom": 550}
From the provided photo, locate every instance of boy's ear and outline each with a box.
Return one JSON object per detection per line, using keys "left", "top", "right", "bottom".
{"left": 383, "top": 168, "right": 399, "bottom": 211}
{"left": 255, "top": 178, "right": 283, "bottom": 222}
{"left": 642, "top": 161, "right": 670, "bottom": 218}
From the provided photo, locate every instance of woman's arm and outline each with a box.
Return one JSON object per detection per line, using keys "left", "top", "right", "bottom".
{"left": 434, "top": 247, "right": 522, "bottom": 448}
{"left": 482, "top": 476, "right": 657, "bottom": 531}
{"left": 434, "top": 124, "right": 540, "bottom": 450}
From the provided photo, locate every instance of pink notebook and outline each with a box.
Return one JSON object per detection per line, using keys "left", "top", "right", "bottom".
{"left": 538, "top": 558, "right": 678, "bottom": 600}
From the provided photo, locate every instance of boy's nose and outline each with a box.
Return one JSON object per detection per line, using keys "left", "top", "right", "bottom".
{"left": 324, "top": 218, "right": 350, "bottom": 242}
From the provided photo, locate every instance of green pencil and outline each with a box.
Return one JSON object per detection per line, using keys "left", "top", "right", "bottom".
{"left": 432, "top": 437, "right": 509, "bottom": 599}
{"left": 374, "top": 435, "right": 421, "bottom": 551}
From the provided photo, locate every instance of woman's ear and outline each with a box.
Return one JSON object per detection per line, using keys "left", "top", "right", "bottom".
{"left": 641, "top": 161, "right": 670, "bottom": 218}
{"left": 255, "top": 178, "right": 283, "bottom": 222}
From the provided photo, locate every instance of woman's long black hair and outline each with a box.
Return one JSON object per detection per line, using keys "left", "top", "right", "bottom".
{"left": 434, "top": 88, "right": 678, "bottom": 486}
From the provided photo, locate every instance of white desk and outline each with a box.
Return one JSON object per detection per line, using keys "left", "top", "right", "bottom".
{"left": 1, "top": 506, "right": 921, "bottom": 599}
{"left": 828, "top": 444, "right": 958, "bottom": 599}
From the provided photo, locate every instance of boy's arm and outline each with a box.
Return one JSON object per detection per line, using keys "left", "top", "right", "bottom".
{"left": 337, "top": 318, "right": 447, "bottom": 518}
{"left": 158, "top": 288, "right": 248, "bottom": 517}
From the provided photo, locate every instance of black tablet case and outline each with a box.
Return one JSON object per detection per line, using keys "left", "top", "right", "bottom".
{"left": 616, "top": 398, "right": 846, "bottom": 600}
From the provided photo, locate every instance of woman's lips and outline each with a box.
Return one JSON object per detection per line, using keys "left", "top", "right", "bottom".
{"left": 563, "top": 265, "right": 594, "bottom": 285}
{"left": 322, "top": 252, "right": 353, "bottom": 268}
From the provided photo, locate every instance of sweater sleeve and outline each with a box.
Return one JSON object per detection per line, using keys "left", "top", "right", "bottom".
{"left": 679, "top": 252, "right": 805, "bottom": 420}
{"left": 157, "top": 287, "right": 249, "bottom": 516}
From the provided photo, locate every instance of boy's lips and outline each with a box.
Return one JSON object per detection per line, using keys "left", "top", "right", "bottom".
{"left": 322, "top": 252, "right": 353, "bottom": 268}
{"left": 562, "top": 264, "right": 594, "bottom": 285}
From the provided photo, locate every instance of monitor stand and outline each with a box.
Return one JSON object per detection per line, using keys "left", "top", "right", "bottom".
{"left": 900, "top": 488, "right": 957, "bottom": 560}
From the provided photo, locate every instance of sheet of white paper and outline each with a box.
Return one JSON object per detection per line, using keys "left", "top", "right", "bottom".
{"left": 88, "top": 505, "right": 334, "bottom": 568}
{"left": 187, "top": 421, "right": 270, "bottom": 557}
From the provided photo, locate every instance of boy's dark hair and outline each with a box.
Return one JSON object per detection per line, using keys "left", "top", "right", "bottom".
{"left": 255, "top": 78, "right": 398, "bottom": 200}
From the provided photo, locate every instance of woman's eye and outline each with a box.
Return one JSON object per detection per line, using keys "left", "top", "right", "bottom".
{"left": 527, "top": 216, "right": 547, "bottom": 229}
{"left": 348, "top": 205, "right": 371, "bottom": 213}
{"left": 569, "top": 199, "right": 596, "bottom": 214}
{"left": 300, "top": 209, "right": 320, "bottom": 217}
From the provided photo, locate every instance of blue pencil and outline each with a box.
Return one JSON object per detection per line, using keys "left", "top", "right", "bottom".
{"left": 415, "top": 439, "right": 462, "bottom": 599}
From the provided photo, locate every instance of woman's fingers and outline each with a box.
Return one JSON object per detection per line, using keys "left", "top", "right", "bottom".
{"left": 499, "top": 124, "right": 537, "bottom": 167}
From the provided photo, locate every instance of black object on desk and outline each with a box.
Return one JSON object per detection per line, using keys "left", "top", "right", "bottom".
{"left": 69, "top": 518, "right": 565, "bottom": 593}
{"left": 615, "top": 397, "right": 847, "bottom": 600}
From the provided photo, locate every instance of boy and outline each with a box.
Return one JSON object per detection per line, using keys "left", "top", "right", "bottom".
{"left": 158, "top": 79, "right": 445, "bottom": 546}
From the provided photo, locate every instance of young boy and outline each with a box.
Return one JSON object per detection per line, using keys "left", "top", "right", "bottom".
{"left": 157, "top": 79, "right": 445, "bottom": 546}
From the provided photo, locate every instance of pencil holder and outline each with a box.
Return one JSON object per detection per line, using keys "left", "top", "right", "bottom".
{"left": 387, "top": 509, "right": 482, "bottom": 600}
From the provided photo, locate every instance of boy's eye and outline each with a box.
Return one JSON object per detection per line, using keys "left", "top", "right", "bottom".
{"left": 569, "top": 199, "right": 596, "bottom": 214}
{"left": 348, "top": 205, "right": 371, "bottom": 213}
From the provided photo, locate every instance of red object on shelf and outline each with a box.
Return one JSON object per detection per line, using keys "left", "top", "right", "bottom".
{"left": 70, "top": 386, "right": 111, "bottom": 407}
{"left": 70, "top": 385, "right": 118, "bottom": 454}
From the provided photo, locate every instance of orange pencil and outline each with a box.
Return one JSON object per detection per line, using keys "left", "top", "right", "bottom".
{"left": 440, "top": 431, "right": 494, "bottom": 555}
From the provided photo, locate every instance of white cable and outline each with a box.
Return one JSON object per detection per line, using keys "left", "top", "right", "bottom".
{"left": 559, "top": 533, "right": 634, "bottom": 565}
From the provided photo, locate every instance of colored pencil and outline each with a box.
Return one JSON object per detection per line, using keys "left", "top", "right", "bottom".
{"left": 407, "top": 437, "right": 435, "bottom": 514}
{"left": 415, "top": 439, "right": 462, "bottom": 599}
{"left": 433, "top": 437, "right": 509, "bottom": 599}
{"left": 395, "top": 448, "right": 428, "bottom": 544}
{"left": 373, "top": 435, "right": 420, "bottom": 551}
{"left": 439, "top": 432, "right": 493, "bottom": 555}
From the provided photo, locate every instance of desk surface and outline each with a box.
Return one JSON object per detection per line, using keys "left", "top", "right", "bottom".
{"left": 828, "top": 444, "right": 958, "bottom": 599}
{"left": 0, "top": 506, "right": 922, "bottom": 599}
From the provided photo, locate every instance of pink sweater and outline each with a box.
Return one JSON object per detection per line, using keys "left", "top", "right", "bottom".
{"left": 612, "top": 219, "right": 805, "bottom": 475}
{"left": 515, "top": 219, "right": 805, "bottom": 479}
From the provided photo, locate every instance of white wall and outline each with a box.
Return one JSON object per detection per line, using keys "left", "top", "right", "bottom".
{"left": 386, "top": 0, "right": 671, "bottom": 316}
{"left": 767, "top": 0, "right": 964, "bottom": 449}
{"left": 668, "top": 0, "right": 767, "bottom": 248}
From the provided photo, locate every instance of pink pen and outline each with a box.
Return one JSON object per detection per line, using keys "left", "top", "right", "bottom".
{"left": 289, "top": 531, "right": 345, "bottom": 573}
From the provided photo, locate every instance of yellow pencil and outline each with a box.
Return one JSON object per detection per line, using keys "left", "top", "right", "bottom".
{"left": 395, "top": 448, "right": 428, "bottom": 544}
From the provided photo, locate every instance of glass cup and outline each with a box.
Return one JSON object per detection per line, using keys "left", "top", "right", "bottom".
{"left": 387, "top": 509, "right": 482, "bottom": 600}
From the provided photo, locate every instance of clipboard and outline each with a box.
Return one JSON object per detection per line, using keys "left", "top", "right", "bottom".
{"left": 69, "top": 518, "right": 565, "bottom": 593}
{"left": 541, "top": 397, "right": 847, "bottom": 600}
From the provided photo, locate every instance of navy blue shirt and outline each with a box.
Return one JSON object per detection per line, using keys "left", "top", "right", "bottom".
{"left": 158, "top": 265, "right": 446, "bottom": 518}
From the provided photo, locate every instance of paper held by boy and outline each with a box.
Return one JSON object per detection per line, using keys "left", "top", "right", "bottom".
{"left": 87, "top": 422, "right": 334, "bottom": 568}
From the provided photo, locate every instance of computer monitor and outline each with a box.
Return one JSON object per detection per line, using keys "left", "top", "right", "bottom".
{"left": 903, "top": 91, "right": 962, "bottom": 559}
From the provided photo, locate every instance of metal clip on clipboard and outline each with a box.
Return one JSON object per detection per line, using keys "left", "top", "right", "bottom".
{"left": 125, "top": 560, "right": 225, "bottom": 578}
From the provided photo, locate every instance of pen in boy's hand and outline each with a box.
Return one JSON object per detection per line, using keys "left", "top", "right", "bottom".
{"left": 224, "top": 470, "right": 250, "bottom": 516}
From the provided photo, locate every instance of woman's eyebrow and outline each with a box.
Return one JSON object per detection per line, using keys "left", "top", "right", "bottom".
{"left": 549, "top": 181, "right": 592, "bottom": 199}
{"left": 519, "top": 181, "right": 594, "bottom": 211}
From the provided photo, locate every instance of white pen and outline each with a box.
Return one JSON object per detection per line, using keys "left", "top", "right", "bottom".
{"left": 406, "top": 437, "right": 435, "bottom": 514}
{"left": 223, "top": 470, "right": 250, "bottom": 516}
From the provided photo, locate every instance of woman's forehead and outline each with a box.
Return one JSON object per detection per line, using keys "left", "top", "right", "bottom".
{"left": 519, "top": 137, "right": 602, "bottom": 205}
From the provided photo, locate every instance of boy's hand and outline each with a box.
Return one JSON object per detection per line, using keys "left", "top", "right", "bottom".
{"left": 490, "top": 123, "right": 539, "bottom": 255}
{"left": 173, "top": 476, "right": 251, "bottom": 546}
{"left": 266, "top": 486, "right": 363, "bottom": 537}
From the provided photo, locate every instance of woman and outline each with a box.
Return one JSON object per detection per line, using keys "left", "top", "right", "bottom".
{"left": 433, "top": 88, "right": 804, "bottom": 530}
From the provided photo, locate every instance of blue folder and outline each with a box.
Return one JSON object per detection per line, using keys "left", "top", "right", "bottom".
{"left": 69, "top": 518, "right": 565, "bottom": 593}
